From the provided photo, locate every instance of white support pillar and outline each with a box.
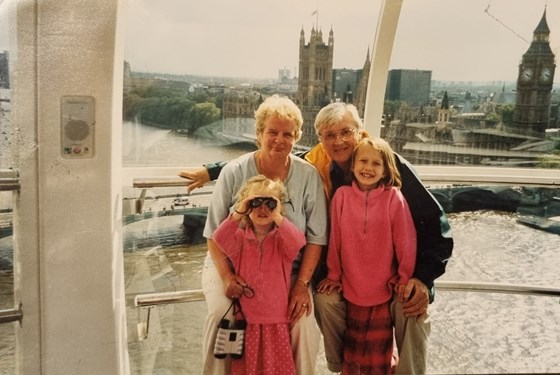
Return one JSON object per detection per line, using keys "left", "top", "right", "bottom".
{"left": 363, "top": 0, "right": 403, "bottom": 137}
{"left": 11, "top": 0, "right": 129, "bottom": 374}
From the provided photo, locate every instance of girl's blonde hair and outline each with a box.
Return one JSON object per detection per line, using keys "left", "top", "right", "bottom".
{"left": 352, "top": 137, "right": 402, "bottom": 188}
{"left": 235, "top": 175, "right": 288, "bottom": 223}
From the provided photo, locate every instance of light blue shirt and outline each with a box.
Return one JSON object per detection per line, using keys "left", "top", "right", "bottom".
{"left": 203, "top": 152, "right": 328, "bottom": 268}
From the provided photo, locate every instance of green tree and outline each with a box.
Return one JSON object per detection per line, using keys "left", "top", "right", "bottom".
{"left": 500, "top": 104, "right": 515, "bottom": 126}
{"left": 187, "top": 102, "right": 221, "bottom": 133}
{"left": 123, "top": 85, "right": 222, "bottom": 134}
{"left": 122, "top": 92, "right": 143, "bottom": 120}
{"left": 537, "top": 151, "right": 560, "bottom": 168}
{"left": 191, "top": 91, "right": 212, "bottom": 104}
{"left": 486, "top": 112, "right": 500, "bottom": 123}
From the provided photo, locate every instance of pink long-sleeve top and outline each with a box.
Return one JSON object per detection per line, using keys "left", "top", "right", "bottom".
{"left": 327, "top": 182, "right": 417, "bottom": 306}
{"left": 213, "top": 215, "right": 306, "bottom": 324}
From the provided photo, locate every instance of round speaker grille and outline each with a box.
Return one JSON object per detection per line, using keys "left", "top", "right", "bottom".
{"left": 65, "top": 120, "right": 90, "bottom": 141}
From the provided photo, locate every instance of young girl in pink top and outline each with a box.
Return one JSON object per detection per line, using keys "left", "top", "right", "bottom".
{"left": 317, "top": 137, "right": 417, "bottom": 374}
{"left": 212, "top": 175, "right": 306, "bottom": 375}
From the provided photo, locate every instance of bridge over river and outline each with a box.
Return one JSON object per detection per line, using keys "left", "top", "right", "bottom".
{"left": 2, "top": 181, "right": 559, "bottom": 241}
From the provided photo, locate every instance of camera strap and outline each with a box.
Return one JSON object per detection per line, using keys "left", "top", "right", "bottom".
{"left": 219, "top": 299, "right": 245, "bottom": 325}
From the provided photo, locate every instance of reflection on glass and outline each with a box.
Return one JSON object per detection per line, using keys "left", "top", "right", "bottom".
{"left": 0, "top": 1, "right": 15, "bottom": 373}
{"left": 121, "top": 1, "right": 560, "bottom": 374}
{"left": 389, "top": 0, "right": 560, "bottom": 167}
{"left": 1, "top": 0, "right": 558, "bottom": 374}
{"left": 0, "top": 190, "right": 14, "bottom": 374}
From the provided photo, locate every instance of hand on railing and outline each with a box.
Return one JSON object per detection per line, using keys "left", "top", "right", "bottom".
{"left": 178, "top": 167, "right": 210, "bottom": 192}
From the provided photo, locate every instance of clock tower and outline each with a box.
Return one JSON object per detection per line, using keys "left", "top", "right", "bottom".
{"left": 512, "top": 8, "right": 555, "bottom": 137}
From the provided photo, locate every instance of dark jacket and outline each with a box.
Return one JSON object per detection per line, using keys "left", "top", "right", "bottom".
{"left": 394, "top": 154, "right": 453, "bottom": 294}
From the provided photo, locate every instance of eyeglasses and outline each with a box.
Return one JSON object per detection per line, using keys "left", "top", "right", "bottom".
{"left": 320, "top": 128, "right": 357, "bottom": 143}
{"left": 249, "top": 197, "right": 277, "bottom": 210}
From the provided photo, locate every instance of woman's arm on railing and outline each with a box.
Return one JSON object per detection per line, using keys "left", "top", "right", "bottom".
{"left": 178, "top": 161, "right": 228, "bottom": 191}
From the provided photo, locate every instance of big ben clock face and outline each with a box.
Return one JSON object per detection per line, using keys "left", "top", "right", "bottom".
{"left": 540, "top": 67, "right": 552, "bottom": 82}
{"left": 521, "top": 67, "right": 533, "bottom": 82}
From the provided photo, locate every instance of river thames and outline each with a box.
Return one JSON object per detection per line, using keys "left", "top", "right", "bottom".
{"left": 1, "top": 122, "right": 559, "bottom": 374}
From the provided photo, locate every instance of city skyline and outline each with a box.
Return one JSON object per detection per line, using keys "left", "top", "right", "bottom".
{"left": 1, "top": 1, "right": 559, "bottom": 83}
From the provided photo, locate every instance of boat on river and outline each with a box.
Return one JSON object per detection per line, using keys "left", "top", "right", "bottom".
{"left": 517, "top": 214, "right": 560, "bottom": 234}
{"left": 516, "top": 196, "right": 560, "bottom": 234}
{"left": 172, "top": 196, "right": 190, "bottom": 207}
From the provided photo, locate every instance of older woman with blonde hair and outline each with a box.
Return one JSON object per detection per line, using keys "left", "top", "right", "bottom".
{"left": 201, "top": 94, "right": 328, "bottom": 374}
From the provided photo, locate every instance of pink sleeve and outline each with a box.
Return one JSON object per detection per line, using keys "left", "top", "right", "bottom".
{"left": 213, "top": 215, "right": 243, "bottom": 261}
{"left": 277, "top": 218, "right": 306, "bottom": 261}
{"left": 326, "top": 192, "right": 343, "bottom": 281}
{"left": 390, "top": 189, "right": 417, "bottom": 284}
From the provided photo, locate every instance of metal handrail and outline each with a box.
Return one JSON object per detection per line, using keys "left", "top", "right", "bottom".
{"left": 129, "top": 168, "right": 559, "bottom": 190}
{"left": 0, "top": 169, "right": 20, "bottom": 192}
{"left": 133, "top": 177, "right": 194, "bottom": 189}
{"left": 415, "top": 166, "right": 559, "bottom": 187}
{"left": 132, "top": 177, "right": 216, "bottom": 189}
{"left": 133, "top": 281, "right": 560, "bottom": 309}
{"left": 0, "top": 306, "right": 23, "bottom": 324}
{"left": 434, "top": 281, "right": 560, "bottom": 298}
{"left": 135, "top": 289, "right": 205, "bottom": 308}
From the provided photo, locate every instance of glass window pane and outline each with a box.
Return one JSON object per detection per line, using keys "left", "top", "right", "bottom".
{"left": 388, "top": 0, "right": 560, "bottom": 168}
{"left": 0, "top": 1, "right": 15, "bottom": 373}
{"left": 125, "top": 1, "right": 560, "bottom": 374}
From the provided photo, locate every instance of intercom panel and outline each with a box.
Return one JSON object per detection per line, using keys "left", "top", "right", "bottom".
{"left": 60, "top": 95, "right": 95, "bottom": 159}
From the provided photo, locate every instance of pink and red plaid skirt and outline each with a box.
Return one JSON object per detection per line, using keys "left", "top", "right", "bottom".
{"left": 343, "top": 300, "right": 393, "bottom": 375}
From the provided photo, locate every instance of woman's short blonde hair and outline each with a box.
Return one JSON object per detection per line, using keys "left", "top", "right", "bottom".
{"left": 254, "top": 95, "right": 303, "bottom": 147}
{"left": 352, "top": 137, "right": 402, "bottom": 188}
{"left": 314, "top": 102, "right": 364, "bottom": 137}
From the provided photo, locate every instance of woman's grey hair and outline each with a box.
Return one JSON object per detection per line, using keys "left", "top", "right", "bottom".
{"left": 254, "top": 94, "right": 303, "bottom": 147}
{"left": 314, "top": 102, "right": 364, "bottom": 137}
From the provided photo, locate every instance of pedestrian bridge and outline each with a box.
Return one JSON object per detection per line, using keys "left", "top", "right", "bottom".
{"left": 126, "top": 168, "right": 560, "bottom": 226}
{"left": 3, "top": 167, "right": 559, "bottom": 241}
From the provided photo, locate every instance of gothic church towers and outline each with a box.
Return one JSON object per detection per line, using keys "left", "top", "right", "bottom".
{"left": 297, "top": 26, "right": 334, "bottom": 147}
{"left": 513, "top": 8, "right": 556, "bottom": 137}
{"left": 298, "top": 26, "right": 334, "bottom": 107}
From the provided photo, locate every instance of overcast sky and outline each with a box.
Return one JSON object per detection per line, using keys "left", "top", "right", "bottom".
{"left": 1, "top": 0, "right": 558, "bottom": 83}
{"left": 122, "top": 0, "right": 559, "bottom": 83}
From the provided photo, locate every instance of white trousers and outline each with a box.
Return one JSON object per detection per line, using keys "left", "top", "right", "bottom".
{"left": 201, "top": 261, "right": 321, "bottom": 375}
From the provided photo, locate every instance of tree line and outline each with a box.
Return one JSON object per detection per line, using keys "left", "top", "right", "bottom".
{"left": 123, "top": 85, "right": 559, "bottom": 167}
{"left": 123, "top": 86, "right": 221, "bottom": 134}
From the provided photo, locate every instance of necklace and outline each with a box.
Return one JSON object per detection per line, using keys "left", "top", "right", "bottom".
{"left": 256, "top": 151, "right": 290, "bottom": 181}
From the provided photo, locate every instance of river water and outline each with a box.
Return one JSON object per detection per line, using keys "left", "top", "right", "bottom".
{"left": 1, "top": 122, "right": 560, "bottom": 374}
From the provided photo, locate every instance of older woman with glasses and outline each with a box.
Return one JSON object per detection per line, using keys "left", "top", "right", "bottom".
{"left": 201, "top": 94, "right": 328, "bottom": 375}
{"left": 306, "top": 103, "right": 452, "bottom": 374}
